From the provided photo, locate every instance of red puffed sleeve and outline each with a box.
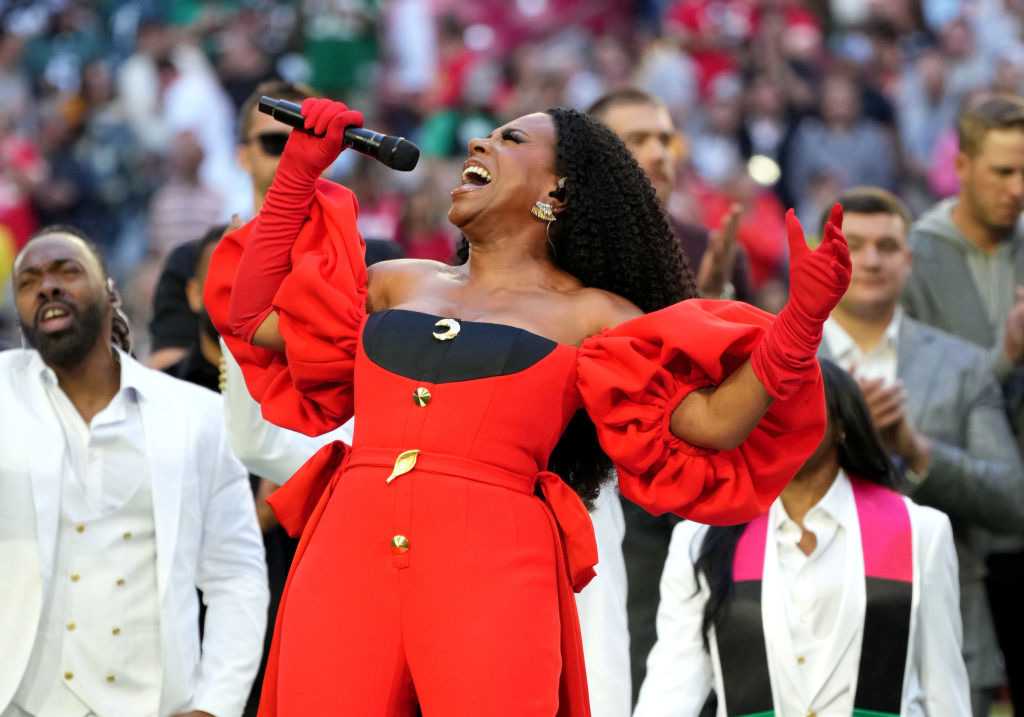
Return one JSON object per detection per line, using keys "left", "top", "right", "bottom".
{"left": 205, "top": 179, "right": 366, "bottom": 436}
{"left": 577, "top": 300, "right": 825, "bottom": 525}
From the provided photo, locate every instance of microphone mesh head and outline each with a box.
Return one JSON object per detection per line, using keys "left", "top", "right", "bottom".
{"left": 380, "top": 136, "right": 420, "bottom": 172}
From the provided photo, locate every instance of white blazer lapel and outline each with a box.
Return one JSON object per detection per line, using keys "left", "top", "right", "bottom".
{"left": 22, "top": 375, "right": 67, "bottom": 592}
{"left": 901, "top": 501, "right": 922, "bottom": 712}
{"left": 137, "top": 378, "right": 186, "bottom": 601}
{"left": 761, "top": 504, "right": 807, "bottom": 706}
{"left": 806, "top": 500, "right": 866, "bottom": 707}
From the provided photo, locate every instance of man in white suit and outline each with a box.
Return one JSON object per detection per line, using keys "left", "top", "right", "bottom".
{"left": 1, "top": 226, "right": 268, "bottom": 717}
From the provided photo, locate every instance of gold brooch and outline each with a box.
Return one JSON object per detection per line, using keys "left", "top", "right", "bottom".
{"left": 386, "top": 449, "right": 420, "bottom": 484}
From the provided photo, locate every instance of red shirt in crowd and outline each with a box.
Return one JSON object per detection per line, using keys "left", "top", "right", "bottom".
{"left": 0, "top": 134, "right": 43, "bottom": 249}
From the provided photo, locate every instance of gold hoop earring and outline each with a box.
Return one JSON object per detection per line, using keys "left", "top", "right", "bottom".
{"left": 531, "top": 201, "right": 556, "bottom": 223}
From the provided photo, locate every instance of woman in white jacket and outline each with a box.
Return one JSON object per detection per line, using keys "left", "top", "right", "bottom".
{"left": 635, "top": 360, "right": 970, "bottom": 717}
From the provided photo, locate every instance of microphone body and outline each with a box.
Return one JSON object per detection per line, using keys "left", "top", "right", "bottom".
{"left": 258, "top": 97, "right": 420, "bottom": 172}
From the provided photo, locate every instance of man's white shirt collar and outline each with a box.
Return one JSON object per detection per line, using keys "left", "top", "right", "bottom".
{"left": 823, "top": 309, "right": 902, "bottom": 365}
{"left": 31, "top": 348, "right": 145, "bottom": 395}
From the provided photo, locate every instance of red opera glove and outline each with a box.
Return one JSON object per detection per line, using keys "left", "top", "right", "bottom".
{"left": 228, "top": 98, "right": 364, "bottom": 342}
{"left": 751, "top": 204, "right": 851, "bottom": 400}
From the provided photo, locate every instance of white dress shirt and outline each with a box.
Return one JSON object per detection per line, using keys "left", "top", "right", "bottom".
{"left": 45, "top": 363, "right": 148, "bottom": 520}
{"left": 774, "top": 476, "right": 849, "bottom": 685}
{"left": 635, "top": 471, "right": 970, "bottom": 717}
{"left": 822, "top": 310, "right": 901, "bottom": 385}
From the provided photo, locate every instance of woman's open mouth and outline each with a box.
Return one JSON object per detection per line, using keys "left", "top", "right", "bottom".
{"left": 451, "top": 164, "right": 494, "bottom": 196}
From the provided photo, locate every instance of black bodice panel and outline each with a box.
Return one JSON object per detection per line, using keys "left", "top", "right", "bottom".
{"left": 362, "top": 309, "right": 558, "bottom": 383}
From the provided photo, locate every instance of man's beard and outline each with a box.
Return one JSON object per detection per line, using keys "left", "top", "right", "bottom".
{"left": 22, "top": 300, "right": 106, "bottom": 369}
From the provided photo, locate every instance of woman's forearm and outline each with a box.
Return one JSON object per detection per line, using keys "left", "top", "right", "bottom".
{"left": 669, "top": 361, "right": 773, "bottom": 451}
{"left": 228, "top": 99, "right": 364, "bottom": 345}
{"left": 227, "top": 175, "right": 315, "bottom": 343}
{"left": 251, "top": 311, "right": 285, "bottom": 351}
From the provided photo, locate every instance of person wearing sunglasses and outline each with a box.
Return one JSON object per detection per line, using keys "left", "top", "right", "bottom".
{"left": 237, "top": 84, "right": 307, "bottom": 212}
{"left": 147, "top": 82, "right": 314, "bottom": 374}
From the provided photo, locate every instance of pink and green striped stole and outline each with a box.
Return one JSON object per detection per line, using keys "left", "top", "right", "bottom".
{"left": 714, "top": 478, "right": 913, "bottom": 717}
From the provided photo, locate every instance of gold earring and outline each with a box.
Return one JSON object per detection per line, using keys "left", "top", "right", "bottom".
{"left": 531, "top": 201, "right": 556, "bottom": 222}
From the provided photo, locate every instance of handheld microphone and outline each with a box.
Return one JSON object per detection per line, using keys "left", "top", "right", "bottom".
{"left": 258, "top": 96, "right": 420, "bottom": 172}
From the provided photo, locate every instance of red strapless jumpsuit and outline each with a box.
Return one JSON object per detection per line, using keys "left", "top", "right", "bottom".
{"left": 206, "top": 181, "right": 826, "bottom": 717}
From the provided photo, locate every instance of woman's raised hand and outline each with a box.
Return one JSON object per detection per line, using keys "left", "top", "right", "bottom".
{"left": 750, "top": 204, "right": 851, "bottom": 401}
{"left": 227, "top": 99, "right": 362, "bottom": 345}
{"left": 283, "top": 98, "right": 364, "bottom": 178}
{"left": 784, "top": 204, "right": 852, "bottom": 322}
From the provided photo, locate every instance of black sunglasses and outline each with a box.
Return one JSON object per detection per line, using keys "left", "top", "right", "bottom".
{"left": 248, "top": 131, "right": 290, "bottom": 156}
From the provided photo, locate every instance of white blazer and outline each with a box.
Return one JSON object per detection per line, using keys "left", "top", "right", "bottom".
{"left": 634, "top": 487, "right": 970, "bottom": 717}
{"left": 576, "top": 487, "right": 632, "bottom": 717}
{"left": 221, "top": 340, "right": 352, "bottom": 484}
{"left": 0, "top": 349, "right": 269, "bottom": 717}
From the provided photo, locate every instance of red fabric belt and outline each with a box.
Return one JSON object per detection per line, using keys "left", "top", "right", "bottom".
{"left": 344, "top": 447, "right": 599, "bottom": 592}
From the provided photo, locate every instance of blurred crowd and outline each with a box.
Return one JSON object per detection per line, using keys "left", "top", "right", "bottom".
{"left": 5, "top": 2, "right": 1024, "bottom": 716}
{"left": 3, "top": 0, "right": 1024, "bottom": 349}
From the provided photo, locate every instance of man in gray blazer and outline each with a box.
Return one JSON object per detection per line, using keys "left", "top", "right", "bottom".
{"left": 818, "top": 186, "right": 1024, "bottom": 717}
{"left": 903, "top": 95, "right": 1024, "bottom": 714}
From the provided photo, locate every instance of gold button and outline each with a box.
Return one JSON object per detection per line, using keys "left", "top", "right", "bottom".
{"left": 75, "top": 524, "right": 85, "bottom": 533}
{"left": 106, "top": 674, "right": 116, "bottom": 683}
{"left": 413, "top": 387, "right": 431, "bottom": 407}
{"left": 116, "top": 578, "right": 126, "bottom": 587}
{"left": 797, "top": 656, "right": 806, "bottom": 665}
{"left": 67, "top": 622, "right": 76, "bottom": 631}
{"left": 112, "top": 627, "right": 121, "bottom": 636}
{"left": 64, "top": 672, "right": 74, "bottom": 681}
{"left": 122, "top": 531, "right": 132, "bottom": 540}
{"left": 807, "top": 711, "right": 816, "bottom": 717}
{"left": 70, "top": 573, "right": 80, "bottom": 582}
{"left": 391, "top": 535, "right": 410, "bottom": 554}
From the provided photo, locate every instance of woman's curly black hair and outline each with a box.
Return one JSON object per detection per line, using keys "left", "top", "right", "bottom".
{"left": 459, "top": 108, "right": 697, "bottom": 507}
{"left": 544, "top": 107, "right": 697, "bottom": 310}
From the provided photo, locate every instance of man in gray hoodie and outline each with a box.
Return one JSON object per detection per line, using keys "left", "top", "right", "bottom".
{"left": 904, "top": 93, "right": 1024, "bottom": 715}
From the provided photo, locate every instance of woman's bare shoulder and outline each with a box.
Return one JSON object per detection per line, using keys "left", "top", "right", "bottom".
{"left": 367, "top": 259, "right": 457, "bottom": 311}
{"left": 368, "top": 257, "right": 452, "bottom": 279}
{"left": 569, "top": 286, "right": 644, "bottom": 337}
